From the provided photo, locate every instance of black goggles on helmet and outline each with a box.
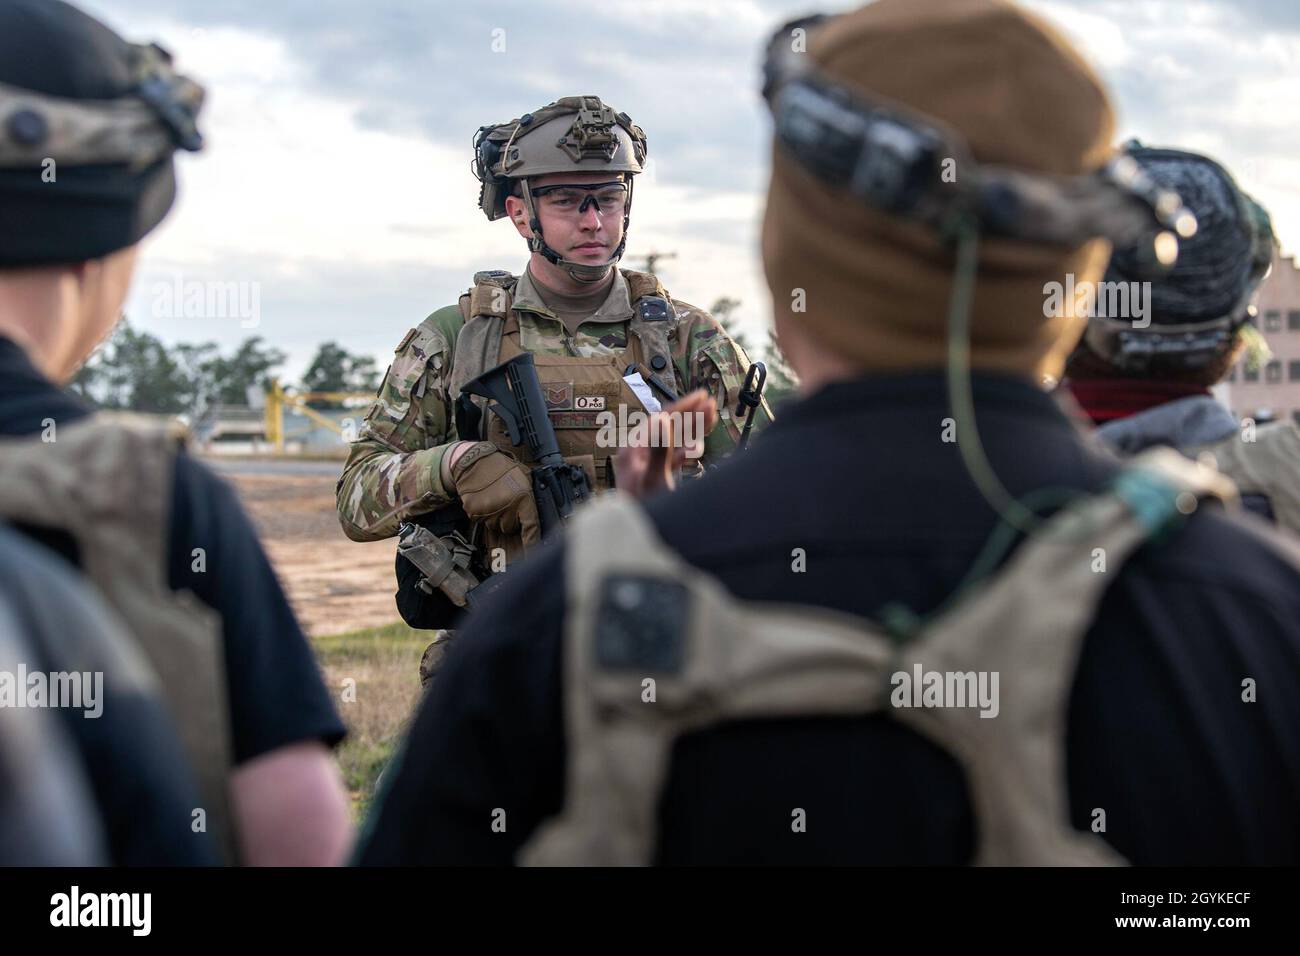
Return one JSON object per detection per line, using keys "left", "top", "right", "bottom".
{"left": 761, "top": 15, "right": 1196, "bottom": 273}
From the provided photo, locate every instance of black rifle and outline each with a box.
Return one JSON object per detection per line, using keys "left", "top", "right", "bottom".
{"left": 455, "top": 352, "right": 593, "bottom": 538}
{"left": 398, "top": 354, "right": 595, "bottom": 626}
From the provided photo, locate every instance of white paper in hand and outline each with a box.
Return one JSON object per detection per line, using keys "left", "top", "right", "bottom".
{"left": 623, "top": 372, "right": 663, "bottom": 413}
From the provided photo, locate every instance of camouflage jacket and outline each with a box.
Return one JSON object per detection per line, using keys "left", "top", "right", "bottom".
{"left": 337, "top": 266, "right": 772, "bottom": 541}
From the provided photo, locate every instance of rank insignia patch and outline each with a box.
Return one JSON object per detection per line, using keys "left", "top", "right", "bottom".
{"left": 544, "top": 383, "right": 573, "bottom": 410}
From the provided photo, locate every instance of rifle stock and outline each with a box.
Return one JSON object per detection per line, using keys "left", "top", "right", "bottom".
{"left": 456, "top": 352, "right": 592, "bottom": 537}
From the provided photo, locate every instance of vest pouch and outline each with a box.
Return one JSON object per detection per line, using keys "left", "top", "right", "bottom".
{"left": 486, "top": 354, "right": 648, "bottom": 489}
{"left": 564, "top": 453, "right": 599, "bottom": 489}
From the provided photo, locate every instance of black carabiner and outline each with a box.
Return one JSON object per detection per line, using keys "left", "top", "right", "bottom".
{"left": 735, "top": 361, "right": 767, "bottom": 452}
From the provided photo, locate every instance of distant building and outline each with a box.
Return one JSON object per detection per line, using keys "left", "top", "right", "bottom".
{"left": 1221, "top": 252, "right": 1300, "bottom": 425}
{"left": 192, "top": 404, "right": 359, "bottom": 457}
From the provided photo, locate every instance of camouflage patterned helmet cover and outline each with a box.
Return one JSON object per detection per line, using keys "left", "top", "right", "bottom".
{"left": 473, "top": 95, "right": 646, "bottom": 221}
{"left": 0, "top": 41, "right": 204, "bottom": 171}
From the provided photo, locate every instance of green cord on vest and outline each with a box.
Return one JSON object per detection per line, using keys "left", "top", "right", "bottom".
{"left": 873, "top": 217, "right": 1107, "bottom": 640}
{"left": 945, "top": 220, "right": 1044, "bottom": 536}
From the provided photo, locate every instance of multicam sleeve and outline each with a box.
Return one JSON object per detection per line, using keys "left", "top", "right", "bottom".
{"left": 672, "top": 304, "right": 775, "bottom": 464}
{"left": 335, "top": 315, "right": 462, "bottom": 542}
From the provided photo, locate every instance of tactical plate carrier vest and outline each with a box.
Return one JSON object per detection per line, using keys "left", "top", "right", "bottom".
{"left": 449, "top": 268, "right": 681, "bottom": 490}
{"left": 519, "top": 447, "right": 1236, "bottom": 865}
{"left": 1193, "top": 421, "right": 1300, "bottom": 535}
{"left": 0, "top": 416, "right": 236, "bottom": 861}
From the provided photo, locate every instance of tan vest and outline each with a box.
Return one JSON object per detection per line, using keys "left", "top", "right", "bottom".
{"left": 1194, "top": 422, "right": 1300, "bottom": 535}
{"left": 451, "top": 269, "right": 678, "bottom": 490}
{"left": 519, "top": 447, "right": 1237, "bottom": 865}
{"left": 0, "top": 415, "right": 236, "bottom": 861}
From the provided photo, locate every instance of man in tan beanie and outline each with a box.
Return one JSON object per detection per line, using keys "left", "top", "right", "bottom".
{"left": 359, "top": 0, "right": 1300, "bottom": 866}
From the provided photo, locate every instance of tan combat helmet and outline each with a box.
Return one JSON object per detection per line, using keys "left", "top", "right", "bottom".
{"left": 472, "top": 95, "right": 647, "bottom": 282}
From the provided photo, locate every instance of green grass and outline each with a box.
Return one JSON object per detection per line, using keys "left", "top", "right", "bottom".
{"left": 313, "top": 620, "right": 429, "bottom": 823}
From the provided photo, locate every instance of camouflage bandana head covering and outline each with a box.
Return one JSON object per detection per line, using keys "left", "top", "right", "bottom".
{"left": 1072, "top": 144, "right": 1275, "bottom": 380}
{"left": 1102, "top": 145, "right": 1265, "bottom": 325}
{"left": 0, "top": 0, "right": 205, "bottom": 266}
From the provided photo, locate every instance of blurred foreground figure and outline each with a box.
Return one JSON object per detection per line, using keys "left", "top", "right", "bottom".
{"left": 0, "top": 0, "right": 350, "bottom": 865}
{"left": 0, "top": 526, "right": 215, "bottom": 865}
{"left": 1064, "top": 143, "right": 1300, "bottom": 532}
{"left": 362, "top": 0, "right": 1300, "bottom": 865}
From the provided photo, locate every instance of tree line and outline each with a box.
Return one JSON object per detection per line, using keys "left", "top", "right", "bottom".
{"left": 68, "top": 305, "right": 797, "bottom": 418}
{"left": 69, "top": 320, "right": 380, "bottom": 415}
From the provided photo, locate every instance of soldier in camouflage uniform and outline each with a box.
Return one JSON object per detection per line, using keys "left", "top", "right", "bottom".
{"left": 335, "top": 95, "right": 771, "bottom": 682}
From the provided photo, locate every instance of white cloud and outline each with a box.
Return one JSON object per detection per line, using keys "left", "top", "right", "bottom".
{"left": 1030, "top": 1, "right": 1135, "bottom": 70}
{"left": 76, "top": 0, "right": 1300, "bottom": 381}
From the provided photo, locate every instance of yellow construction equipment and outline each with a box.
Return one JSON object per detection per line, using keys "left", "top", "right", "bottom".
{"left": 263, "top": 378, "right": 372, "bottom": 453}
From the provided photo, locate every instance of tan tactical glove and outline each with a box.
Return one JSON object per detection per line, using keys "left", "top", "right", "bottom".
{"left": 449, "top": 441, "right": 541, "bottom": 561}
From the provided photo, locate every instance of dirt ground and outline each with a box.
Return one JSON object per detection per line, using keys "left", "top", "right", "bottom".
{"left": 224, "top": 470, "right": 400, "bottom": 637}
{"left": 210, "top": 460, "right": 425, "bottom": 819}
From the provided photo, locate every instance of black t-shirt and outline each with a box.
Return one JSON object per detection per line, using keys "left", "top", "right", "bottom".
{"left": 360, "top": 371, "right": 1300, "bottom": 865}
{"left": 0, "top": 337, "right": 346, "bottom": 765}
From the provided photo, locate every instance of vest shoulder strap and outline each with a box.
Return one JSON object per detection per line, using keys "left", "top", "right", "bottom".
{"left": 896, "top": 446, "right": 1234, "bottom": 865}
{"left": 467, "top": 269, "right": 518, "bottom": 319}
{"left": 519, "top": 492, "right": 891, "bottom": 865}
{"left": 1203, "top": 422, "right": 1300, "bottom": 534}
{"left": 94, "top": 410, "right": 191, "bottom": 448}
{"left": 453, "top": 267, "right": 679, "bottom": 409}
{"left": 619, "top": 269, "right": 679, "bottom": 396}
{"left": 449, "top": 271, "right": 518, "bottom": 408}
{"left": 0, "top": 414, "right": 182, "bottom": 571}
{"left": 620, "top": 268, "right": 668, "bottom": 304}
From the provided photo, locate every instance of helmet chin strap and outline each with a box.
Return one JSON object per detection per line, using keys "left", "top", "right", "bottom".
{"left": 519, "top": 179, "right": 634, "bottom": 283}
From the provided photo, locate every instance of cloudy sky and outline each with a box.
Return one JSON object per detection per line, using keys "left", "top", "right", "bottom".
{"left": 85, "top": 0, "right": 1300, "bottom": 380}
